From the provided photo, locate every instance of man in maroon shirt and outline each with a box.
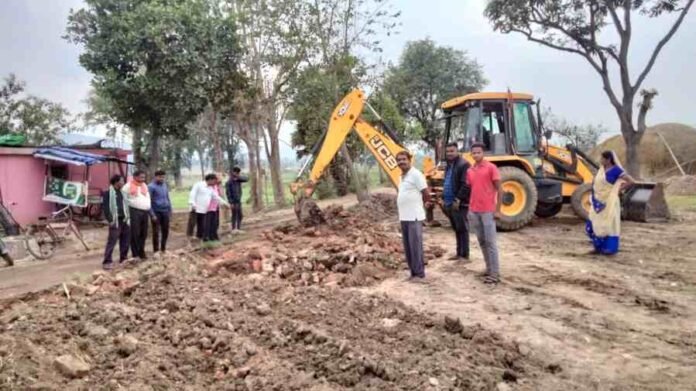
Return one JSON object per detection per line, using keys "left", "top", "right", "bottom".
{"left": 467, "top": 142, "right": 502, "bottom": 284}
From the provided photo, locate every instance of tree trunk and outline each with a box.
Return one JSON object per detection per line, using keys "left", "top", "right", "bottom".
{"left": 269, "top": 134, "right": 286, "bottom": 207}
{"left": 210, "top": 108, "right": 224, "bottom": 174}
{"left": 132, "top": 128, "right": 145, "bottom": 172}
{"left": 197, "top": 149, "right": 206, "bottom": 180}
{"left": 173, "top": 148, "right": 183, "bottom": 189}
{"left": 147, "top": 131, "right": 160, "bottom": 178}
{"left": 264, "top": 114, "right": 286, "bottom": 207}
{"left": 254, "top": 131, "right": 265, "bottom": 210}
{"left": 620, "top": 119, "right": 644, "bottom": 178}
{"left": 340, "top": 144, "right": 368, "bottom": 201}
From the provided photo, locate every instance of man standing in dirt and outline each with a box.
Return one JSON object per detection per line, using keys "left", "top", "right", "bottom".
{"left": 122, "top": 170, "right": 151, "bottom": 261}
{"left": 102, "top": 174, "right": 129, "bottom": 269}
{"left": 443, "top": 142, "right": 471, "bottom": 261}
{"left": 189, "top": 174, "right": 229, "bottom": 243}
{"left": 226, "top": 166, "right": 248, "bottom": 233}
{"left": 149, "top": 170, "right": 172, "bottom": 257}
{"left": 467, "top": 142, "right": 502, "bottom": 284}
{"left": 396, "top": 150, "right": 432, "bottom": 281}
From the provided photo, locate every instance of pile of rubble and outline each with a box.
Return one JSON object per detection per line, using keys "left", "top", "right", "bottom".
{"left": 205, "top": 194, "right": 444, "bottom": 287}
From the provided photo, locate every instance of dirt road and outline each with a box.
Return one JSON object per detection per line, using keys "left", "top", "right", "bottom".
{"left": 368, "top": 210, "right": 696, "bottom": 390}
{"left": 0, "top": 192, "right": 369, "bottom": 299}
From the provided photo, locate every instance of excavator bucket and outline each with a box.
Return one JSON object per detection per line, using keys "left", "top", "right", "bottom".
{"left": 621, "top": 182, "right": 670, "bottom": 222}
{"left": 294, "top": 195, "right": 326, "bottom": 227}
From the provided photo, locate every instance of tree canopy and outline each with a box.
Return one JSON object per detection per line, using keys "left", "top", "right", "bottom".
{"left": 0, "top": 74, "right": 71, "bottom": 145}
{"left": 383, "top": 39, "right": 486, "bottom": 157}
{"left": 66, "top": 0, "right": 244, "bottom": 170}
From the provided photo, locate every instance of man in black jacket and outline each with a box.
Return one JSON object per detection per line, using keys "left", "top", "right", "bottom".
{"left": 102, "top": 174, "right": 129, "bottom": 269}
{"left": 226, "top": 166, "right": 249, "bottom": 233}
{"left": 442, "top": 143, "right": 471, "bottom": 261}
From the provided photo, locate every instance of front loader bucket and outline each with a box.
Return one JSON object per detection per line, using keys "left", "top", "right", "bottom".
{"left": 621, "top": 182, "right": 670, "bottom": 222}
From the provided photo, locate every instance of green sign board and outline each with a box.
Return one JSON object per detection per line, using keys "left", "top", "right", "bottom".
{"left": 43, "top": 177, "right": 88, "bottom": 207}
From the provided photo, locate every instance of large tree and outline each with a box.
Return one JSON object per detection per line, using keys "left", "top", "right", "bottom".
{"left": 384, "top": 39, "right": 486, "bottom": 160}
{"left": 485, "top": 0, "right": 694, "bottom": 177}
{"left": 0, "top": 74, "right": 71, "bottom": 145}
{"left": 66, "top": 0, "right": 243, "bottom": 174}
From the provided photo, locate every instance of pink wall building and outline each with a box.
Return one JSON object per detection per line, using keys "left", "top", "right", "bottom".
{"left": 0, "top": 147, "right": 130, "bottom": 227}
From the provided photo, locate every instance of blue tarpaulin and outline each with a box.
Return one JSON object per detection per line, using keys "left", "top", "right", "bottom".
{"left": 33, "top": 147, "right": 108, "bottom": 166}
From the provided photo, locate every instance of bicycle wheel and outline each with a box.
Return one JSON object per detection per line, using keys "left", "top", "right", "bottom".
{"left": 24, "top": 226, "right": 57, "bottom": 260}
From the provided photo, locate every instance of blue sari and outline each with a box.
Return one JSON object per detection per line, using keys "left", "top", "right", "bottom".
{"left": 586, "top": 165, "right": 624, "bottom": 255}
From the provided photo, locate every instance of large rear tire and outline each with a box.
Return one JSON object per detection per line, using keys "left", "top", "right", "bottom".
{"left": 571, "top": 183, "right": 592, "bottom": 221}
{"left": 534, "top": 202, "right": 563, "bottom": 218}
{"left": 497, "top": 166, "right": 538, "bottom": 231}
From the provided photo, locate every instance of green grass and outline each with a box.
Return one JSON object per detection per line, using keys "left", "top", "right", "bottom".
{"left": 667, "top": 196, "right": 696, "bottom": 212}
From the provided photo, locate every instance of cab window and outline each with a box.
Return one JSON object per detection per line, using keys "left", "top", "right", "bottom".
{"left": 513, "top": 102, "right": 536, "bottom": 153}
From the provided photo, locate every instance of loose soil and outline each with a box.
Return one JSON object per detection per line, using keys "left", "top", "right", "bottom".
{"left": 1, "top": 191, "right": 695, "bottom": 390}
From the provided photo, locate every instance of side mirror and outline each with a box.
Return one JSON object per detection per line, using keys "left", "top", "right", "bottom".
{"left": 544, "top": 130, "right": 553, "bottom": 139}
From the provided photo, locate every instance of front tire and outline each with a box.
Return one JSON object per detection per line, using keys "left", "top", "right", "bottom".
{"left": 497, "top": 166, "right": 538, "bottom": 231}
{"left": 571, "top": 183, "right": 592, "bottom": 221}
{"left": 534, "top": 202, "right": 563, "bottom": 218}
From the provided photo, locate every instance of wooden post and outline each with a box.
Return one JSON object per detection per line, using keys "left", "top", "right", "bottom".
{"left": 657, "top": 132, "right": 686, "bottom": 176}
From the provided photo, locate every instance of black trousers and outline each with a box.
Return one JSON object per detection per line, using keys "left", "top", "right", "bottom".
{"left": 195, "top": 213, "right": 206, "bottom": 239}
{"left": 231, "top": 202, "right": 242, "bottom": 230}
{"left": 187, "top": 210, "right": 197, "bottom": 237}
{"left": 151, "top": 211, "right": 170, "bottom": 253}
{"left": 104, "top": 221, "right": 130, "bottom": 264}
{"left": 129, "top": 208, "right": 149, "bottom": 259}
{"left": 446, "top": 205, "right": 470, "bottom": 258}
{"left": 204, "top": 210, "right": 220, "bottom": 241}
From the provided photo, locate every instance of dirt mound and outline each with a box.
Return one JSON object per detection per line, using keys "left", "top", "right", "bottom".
{"left": 205, "top": 194, "right": 444, "bottom": 287}
{"left": 665, "top": 175, "right": 696, "bottom": 196}
{"left": 593, "top": 123, "right": 696, "bottom": 178}
{"left": 0, "top": 253, "right": 558, "bottom": 390}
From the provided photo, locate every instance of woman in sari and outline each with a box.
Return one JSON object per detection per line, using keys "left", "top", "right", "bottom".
{"left": 586, "top": 151, "right": 635, "bottom": 255}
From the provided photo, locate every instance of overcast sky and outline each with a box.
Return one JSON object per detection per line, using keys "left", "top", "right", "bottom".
{"left": 2, "top": 0, "right": 695, "bottom": 152}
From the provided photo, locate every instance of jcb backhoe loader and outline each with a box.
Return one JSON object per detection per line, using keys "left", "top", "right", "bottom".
{"left": 431, "top": 91, "right": 669, "bottom": 230}
{"left": 290, "top": 89, "right": 670, "bottom": 230}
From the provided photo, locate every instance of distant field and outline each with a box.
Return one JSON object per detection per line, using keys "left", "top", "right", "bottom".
{"left": 668, "top": 196, "right": 696, "bottom": 212}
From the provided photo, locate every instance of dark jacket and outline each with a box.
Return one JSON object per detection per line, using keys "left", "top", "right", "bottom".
{"left": 448, "top": 156, "right": 471, "bottom": 206}
{"left": 102, "top": 188, "right": 126, "bottom": 223}
{"left": 226, "top": 175, "right": 249, "bottom": 203}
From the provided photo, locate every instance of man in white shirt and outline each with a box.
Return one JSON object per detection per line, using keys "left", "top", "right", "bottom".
{"left": 121, "top": 170, "right": 151, "bottom": 261}
{"left": 189, "top": 173, "right": 229, "bottom": 242}
{"left": 396, "top": 151, "right": 432, "bottom": 281}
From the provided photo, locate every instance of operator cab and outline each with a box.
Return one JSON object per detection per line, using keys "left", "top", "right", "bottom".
{"left": 441, "top": 92, "right": 541, "bottom": 159}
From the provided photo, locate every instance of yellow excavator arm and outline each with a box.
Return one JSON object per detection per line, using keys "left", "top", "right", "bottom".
{"left": 291, "top": 89, "right": 407, "bottom": 199}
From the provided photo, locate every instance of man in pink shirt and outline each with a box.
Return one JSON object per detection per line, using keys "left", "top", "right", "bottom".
{"left": 467, "top": 142, "right": 502, "bottom": 284}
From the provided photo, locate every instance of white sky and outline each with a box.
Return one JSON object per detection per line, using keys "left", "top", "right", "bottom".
{"left": 1, "top": 0, "right": 695, "bottom": 158}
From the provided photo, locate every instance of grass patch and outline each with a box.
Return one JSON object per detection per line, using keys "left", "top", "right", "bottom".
{"left": 667, "top": 196, "right": 696, "bottom": 212}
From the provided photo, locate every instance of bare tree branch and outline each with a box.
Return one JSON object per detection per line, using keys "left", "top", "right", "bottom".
{"left": 633, "top": 0, "right": 695, "bottom": 92}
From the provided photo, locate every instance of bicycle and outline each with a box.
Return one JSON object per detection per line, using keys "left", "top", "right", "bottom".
{"left": 23, "top": 205, "right": 90, "bottom": 260}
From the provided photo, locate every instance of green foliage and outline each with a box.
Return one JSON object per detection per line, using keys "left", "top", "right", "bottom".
{"left": 314, "top": 179, "right": 337, "bottom": 200}
{"left": 290, "top": 55, "right": 364, "bottom": 157}
{"left": 363, "top": 90, "right": 414, "bottom": 142}
{"left": 543, "top": 108, "right": 606, "bottom": 152}
{"left": 65, "top": 0, "right": 244, "bottom": 141}
{"left": 0, "top": 74, "right": 71, "bottom": 145}
{"left": 383, "top": 39, "right": 486, "bottom": 152}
